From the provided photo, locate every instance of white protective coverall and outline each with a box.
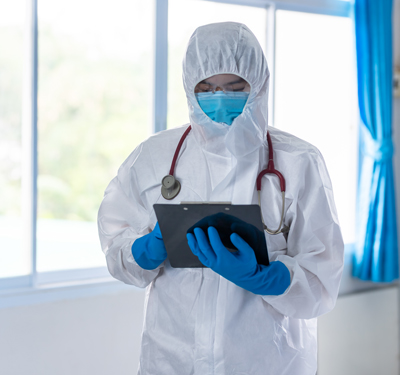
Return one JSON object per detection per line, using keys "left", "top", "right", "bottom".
{"left": 98, "top": 22, "right": 344, "bottom": 375}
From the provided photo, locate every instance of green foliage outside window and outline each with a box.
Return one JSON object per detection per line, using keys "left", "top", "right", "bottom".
{"left": 37, "top": 27, "right": 151, "bottom": 222}
{"left": 0, "top": 23, "right": 151, "bottom": 223}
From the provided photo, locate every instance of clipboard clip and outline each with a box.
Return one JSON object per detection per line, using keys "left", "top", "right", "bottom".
{"left": 180, "top": 201, "right": 232, "bottom": 205}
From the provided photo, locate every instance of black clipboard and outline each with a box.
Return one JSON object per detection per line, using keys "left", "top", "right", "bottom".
{"left": 154, "top": 203, "right": 269, "bottom": 268}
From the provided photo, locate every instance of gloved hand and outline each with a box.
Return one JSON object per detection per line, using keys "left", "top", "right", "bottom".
{"left": 187, "top": 213, "right": 269, "bottom": 265}
{"left": 131, "top": 222, "right": 167, "bottom": 270}
{"left": 187, "top": 226, "right": 290, "bottom": 295}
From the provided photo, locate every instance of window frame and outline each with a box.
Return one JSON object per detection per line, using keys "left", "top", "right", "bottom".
{"left": 4, "top": 0, "right": 378, "bottom": 302}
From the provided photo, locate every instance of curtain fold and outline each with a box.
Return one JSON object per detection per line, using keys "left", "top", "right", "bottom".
{"left": 353, "top": 0, "right": 398, "bottom": 282}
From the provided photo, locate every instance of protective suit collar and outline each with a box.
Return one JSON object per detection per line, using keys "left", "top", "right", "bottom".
{"left": 183, "top": 22, "right": 270, "bottom": 159}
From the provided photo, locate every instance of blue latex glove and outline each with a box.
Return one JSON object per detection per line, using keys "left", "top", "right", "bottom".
{"left": 187, "top": 227, "right": 290, "bottom": 295}
{"left": 131, "top": 222, "right": 167, "bottom": 270}
{"left": 187, "top": 212, "right": 269, "bottom": 266}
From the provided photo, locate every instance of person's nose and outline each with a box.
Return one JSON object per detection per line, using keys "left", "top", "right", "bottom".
{"left": 215, "top": 86, "right": 223, "bottom": 92}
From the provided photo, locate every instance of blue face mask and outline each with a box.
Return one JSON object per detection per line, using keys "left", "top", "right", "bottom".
{"left": 195, "top": 91, "right": 249, "bottom": 125}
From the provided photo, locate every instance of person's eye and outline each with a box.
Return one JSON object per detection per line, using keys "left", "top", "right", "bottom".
{"left": 232, "top": 85, "right": 246, "bottom": 92}
{"left": 200, "top": 85, "right": 212, "bottom": 92}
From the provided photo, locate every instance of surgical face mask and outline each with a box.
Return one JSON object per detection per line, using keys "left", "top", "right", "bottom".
{"left": 195, "top": 91, "right": 249, "bottom": 126}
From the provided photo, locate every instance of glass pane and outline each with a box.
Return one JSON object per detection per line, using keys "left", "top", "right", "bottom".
{"left": 0, "top": 1, "right": 28, "bottom": 278}
{"left": 37, "top": 0, "right": 153, "bottom": 272}
{"left": 168, "top": 0, "right": 268, "bottom": 129}
{"left": 274, "top": 11, "right": 357, "bottom": 244}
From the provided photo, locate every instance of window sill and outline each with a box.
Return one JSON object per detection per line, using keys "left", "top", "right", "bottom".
{"left": 1, "top": 251, "right": 397, "bottom": 309}
{"left": 338, "top": 250, "right": 398, "bottom": 297}
{"left": 0, "top": 276, "right": 143, "bottom": 309}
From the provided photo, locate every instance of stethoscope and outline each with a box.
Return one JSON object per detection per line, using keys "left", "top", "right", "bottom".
{"left": 161, "top": 125, "right": 289, "bottom": 235}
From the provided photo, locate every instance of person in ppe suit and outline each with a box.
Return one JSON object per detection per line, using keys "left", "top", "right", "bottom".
{"left": 98, "top": 22, "right": 344, "bottom": 375}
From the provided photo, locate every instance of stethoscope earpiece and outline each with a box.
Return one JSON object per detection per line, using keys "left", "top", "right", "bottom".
{"left": 161, "top": 175, "right": 181, "bottom": 200}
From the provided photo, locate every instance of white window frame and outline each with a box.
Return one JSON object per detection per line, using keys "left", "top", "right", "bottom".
{"left": 3, "top": 0, "right": 384, "bottom": 306}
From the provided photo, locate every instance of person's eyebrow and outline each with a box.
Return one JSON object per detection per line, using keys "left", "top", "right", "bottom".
{"left": 201, "top": 78, "right": 246, "bottom": 85}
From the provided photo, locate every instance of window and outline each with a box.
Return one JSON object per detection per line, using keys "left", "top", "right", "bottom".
{"left": 1, "top": 0, "right": 354, "bottom": 292}
{"left": 0, "top": 0, "right": 28, "bottom": 279}
{"left": 274, "top": 10, "right": 357, "bottom": 244}
{"left": 36, "top": 0, "right": 153, "bottom": 273}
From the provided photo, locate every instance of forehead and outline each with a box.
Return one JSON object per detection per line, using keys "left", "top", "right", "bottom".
{"left": 202, "top": 74, "right": 245, "bottom": 85}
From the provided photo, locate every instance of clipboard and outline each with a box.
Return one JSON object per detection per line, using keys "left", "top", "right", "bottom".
{"left": 154, "top": 202, "right": 269, "bottom": 268}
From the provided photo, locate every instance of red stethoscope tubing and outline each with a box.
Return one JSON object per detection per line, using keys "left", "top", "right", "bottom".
{"left": 256, "top": 131, "right": 286, "bottom": 192}
{"left": 169, "top": 126, "right": 192, "bottom": 176}
{"left": 169, "top": 125, "right": 286, "bottom": 194}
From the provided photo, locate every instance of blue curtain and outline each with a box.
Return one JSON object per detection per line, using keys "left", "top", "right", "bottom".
{"left": 353, "top": 0, "right": 398, "bottom": 282}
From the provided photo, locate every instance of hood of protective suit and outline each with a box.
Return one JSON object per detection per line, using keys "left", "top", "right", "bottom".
{"left": 183, "top": 22, "right": 270, "bottom": 158}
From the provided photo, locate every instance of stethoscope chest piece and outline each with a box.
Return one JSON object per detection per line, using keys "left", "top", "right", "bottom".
{"left": 161, "top": 175, "right": 181, "bottom": 200}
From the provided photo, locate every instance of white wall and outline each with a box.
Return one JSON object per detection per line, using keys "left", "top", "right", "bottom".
{"left": 0, "top": 289, "right": 146, "bottom": 375}
{"left": 318, "top": 287, "right": 399, "bottom": 375}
